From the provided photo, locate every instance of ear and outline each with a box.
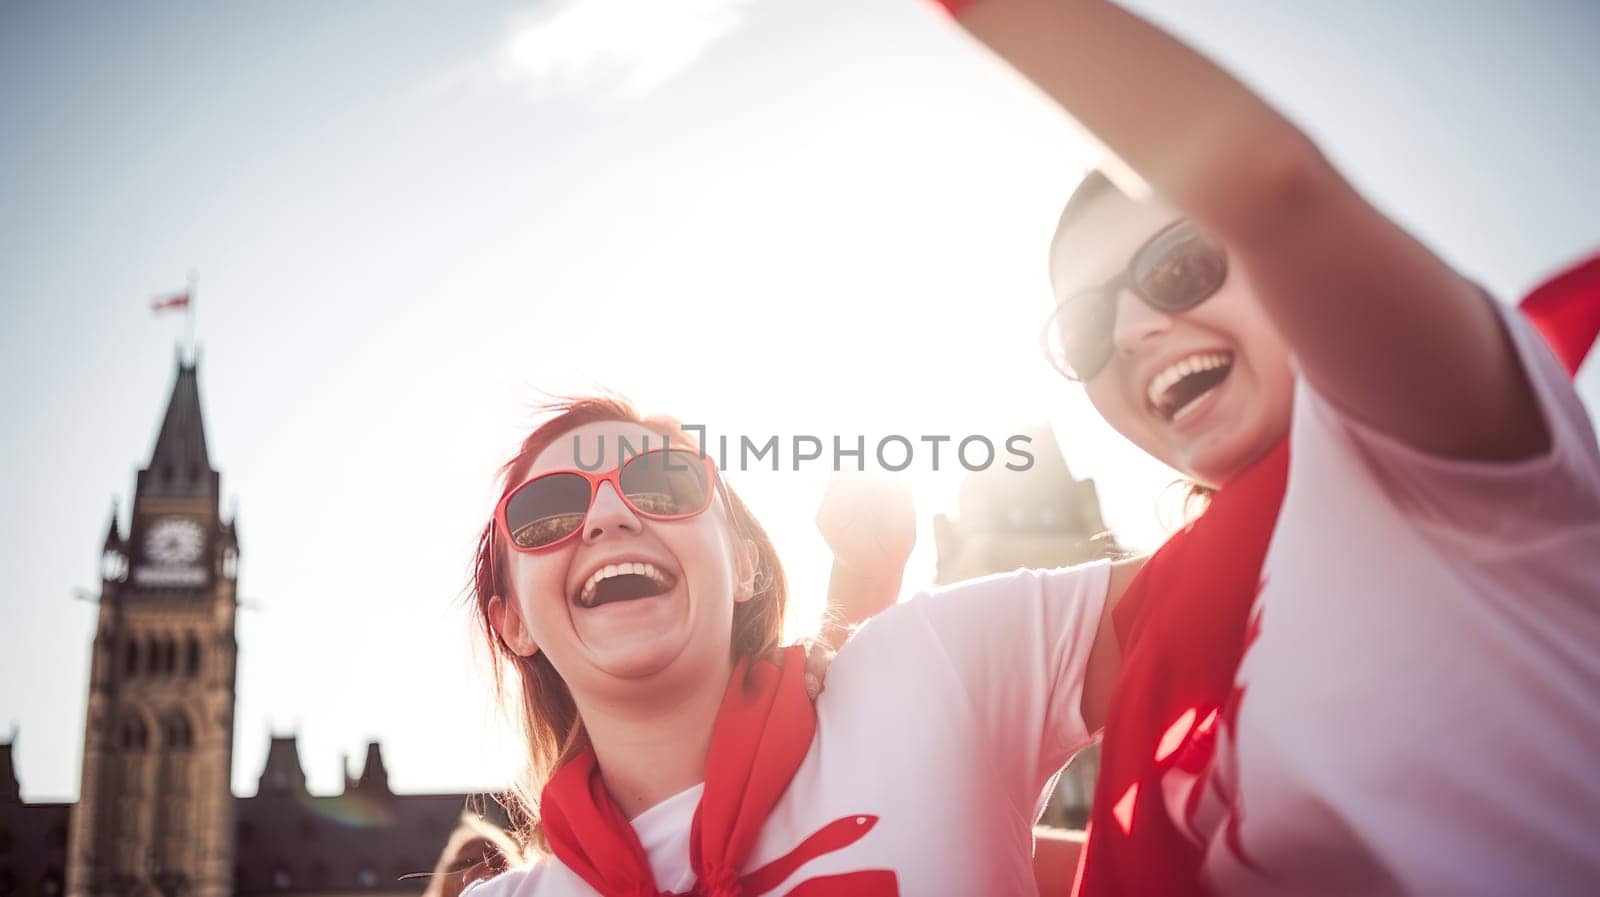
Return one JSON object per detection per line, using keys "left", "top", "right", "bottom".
{"left": 733, "top": 538, "right": 761, "bottom": 604}
{"left": 487, "top": 594, "right": 540, "bottom": 657}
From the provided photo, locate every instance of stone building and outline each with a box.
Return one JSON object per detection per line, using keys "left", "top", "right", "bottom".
{"left": 0, "top": 357, "right": 504, "bottom": 897}
{"left": 65, "top": 358, "right": 242, "bottom": 897}
{"left": 932, "top": 424, "right": 1119, "bottom": 827}
{"left": 233, "top": 738, "right": 507, "bottom": 895}
{"left": 0, "top": 741, "right": 71, "bottom": 895}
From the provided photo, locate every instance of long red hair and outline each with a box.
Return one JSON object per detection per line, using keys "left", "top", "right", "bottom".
{"left": 466, "top": 395, "right": 789, "bottom": 851}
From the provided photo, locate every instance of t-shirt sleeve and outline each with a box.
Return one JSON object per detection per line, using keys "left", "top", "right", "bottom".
{"left": 459, "top": 866, "right": 535, "bottom": 897}
{"left": 1296, "top": 298, "right": 1600, "bottom": 546}
{"left": 854, "top": 561, "right": 1109, "bottom": 820}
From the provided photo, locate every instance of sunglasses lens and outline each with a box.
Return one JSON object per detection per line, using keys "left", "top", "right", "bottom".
{"left": 503, "top": 472, "right": 591, "bottom": 549}
{"left": 619, "top": 450, "right": 710, "bottom": 517}
{"left": 1132, "top": 222, "right": 1228, "bottom": 312}
{"left": 1045, "top": 290, "right": 1117, "bottom": 381}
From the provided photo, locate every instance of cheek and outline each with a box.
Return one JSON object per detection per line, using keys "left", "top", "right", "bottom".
{"left": 1187, "top": 275, "right": 1260, "bottom": 349}
{"left": 1224, "top": 306, "right": 1296, "bottom": 415}
{"left": 507, "top": 555, "right": 572, "bottom": 637}
{"left": 668, "top": 518, "right": 742, "bottom": 603}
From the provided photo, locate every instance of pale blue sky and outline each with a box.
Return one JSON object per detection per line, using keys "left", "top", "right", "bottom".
{"left": 3, "top": 0, "right": 1598, "bottom": 801}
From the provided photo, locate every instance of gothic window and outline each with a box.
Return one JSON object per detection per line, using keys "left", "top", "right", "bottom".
{"left": 145, "top": 635, "right": 160, "bottom": 676}
{"left": 123, "top": 638, "right": 140, "bottom": 678}
{"left": 185, "top": 635, "right": 201, "bottom": 676}
{"left": 163, "top": 712, "right": 193, "bottom": 751}
{"left": 116, "top": 714, "right": 149, "bottom": 752}
{"left": 163, "top": 637, "right": 178, "bottom": 676}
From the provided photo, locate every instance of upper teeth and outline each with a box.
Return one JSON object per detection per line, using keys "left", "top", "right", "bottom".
{"left": 578, "top": 561, "right": 671, "bottom": 606}
{"left": 1147, "top": 352, "right": 1231, "bottom": 412}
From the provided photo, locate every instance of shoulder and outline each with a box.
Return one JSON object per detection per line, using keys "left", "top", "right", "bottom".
{"left": 837, "top": 562, "right": 1112, "bottom": 662}
{"left": 914, "top": 563, "right": 1112, "bottom": 613}
{"left": 913, "top": 562, "right": 1113, "bottom": 626}
{"left": 460, "top": 862, "right": 554, "bottom": 897}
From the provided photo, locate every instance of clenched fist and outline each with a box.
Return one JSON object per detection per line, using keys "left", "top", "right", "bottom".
{"left": 816, "top": 472, "right": 917, "bottom": 649}
{"left": 816, "top": 471, "right": 917, "bottom": 576}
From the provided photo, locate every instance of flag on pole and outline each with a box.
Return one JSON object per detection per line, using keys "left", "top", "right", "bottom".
{"left": 151, "top": 291, "right": 190, "bottom": 313}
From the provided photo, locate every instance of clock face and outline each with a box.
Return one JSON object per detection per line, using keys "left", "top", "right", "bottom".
{"left": 145, "top": 517, "right": 205, "bottom": 566}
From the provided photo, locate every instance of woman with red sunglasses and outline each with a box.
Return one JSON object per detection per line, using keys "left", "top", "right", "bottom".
{"left": 460, "top": 395, "right": 1133, "bottom": 897}
{"left": 919, "top": 1, "right": 1600, "bottom": 894}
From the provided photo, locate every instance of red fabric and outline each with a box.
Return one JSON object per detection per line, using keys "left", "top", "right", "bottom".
{"left": 542, "top": 646, "right": 893, "bottom": 897}
{"left": 1074, "top": 440, "right": 1289, "bottom": 897}
{"left": 150, "top": 292, "right": 190, "bottom": 312}
{"left": 1520, "top": 254, "right": 1600, "bottom": 376}
{"left": 1072, "top": 251, "right": 1600, "bottom": 896}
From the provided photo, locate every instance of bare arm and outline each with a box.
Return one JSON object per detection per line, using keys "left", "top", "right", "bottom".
{"left": 953, "top": 0, "right": 1545, "bottom": 461}
{"left": 816, "top": 473, "right": 917, "bottom": 650}
{"left": 821, "top": 561, "right": 904, "bottom": 651}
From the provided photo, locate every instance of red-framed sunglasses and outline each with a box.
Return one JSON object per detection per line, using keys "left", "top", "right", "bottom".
{"left": 492, "top": 448, "right": 719, "bottom": 552}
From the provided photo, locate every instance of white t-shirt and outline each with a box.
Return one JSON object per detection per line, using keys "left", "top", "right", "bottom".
{"left": 464, "top": 562, "right": 1109, "bottom": 897}
{"left": 1196, "top": 303, "right": 1600, "bottom": 895}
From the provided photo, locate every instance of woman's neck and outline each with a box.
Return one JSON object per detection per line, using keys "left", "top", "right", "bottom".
{"left": 578, "top": 657, "right": 733, "bottom": 819}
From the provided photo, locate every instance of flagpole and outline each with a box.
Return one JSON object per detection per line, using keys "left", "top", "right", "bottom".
{"left": 186, "top": 270, "right": 197, "bottom": 363}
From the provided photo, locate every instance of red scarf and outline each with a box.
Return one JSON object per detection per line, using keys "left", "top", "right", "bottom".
{"left": 541, "top": 646, "right": 896, "bottom": 897}
{"left": 1074, "top": 438, "right": 1288, "bottom": 897}
{"left": 1074, "top": 254, "right": 1600, "bottom": 896}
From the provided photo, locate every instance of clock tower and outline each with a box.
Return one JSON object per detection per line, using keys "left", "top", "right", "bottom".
{"left": 67, "top": 356, "right": 240, "bottom": 897}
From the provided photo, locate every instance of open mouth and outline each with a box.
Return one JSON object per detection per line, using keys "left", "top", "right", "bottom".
{"left": 1147, "top": 352, "right": 1234, "bottom": 422}
{"left": 575, "top": 562, "right": 678, "bottom": 608}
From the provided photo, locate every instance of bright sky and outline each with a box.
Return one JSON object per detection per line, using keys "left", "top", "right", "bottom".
{"left": 3, "top": 0, "right": 1598, "bottom": 801}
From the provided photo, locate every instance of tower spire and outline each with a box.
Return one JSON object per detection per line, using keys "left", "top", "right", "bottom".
{"left": 355, "top": 741, "right": 391, "bottom": 796}
{"left": 140, "top": 356, "right": 217, "bottom": 499}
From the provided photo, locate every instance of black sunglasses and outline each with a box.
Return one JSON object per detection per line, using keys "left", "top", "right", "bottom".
{"left": 1041, "top": 220, "right": 1229, "bottom": 381}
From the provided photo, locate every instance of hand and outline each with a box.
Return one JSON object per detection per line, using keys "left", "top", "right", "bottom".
{"left": 815, "top": 471, "right": 917, "bottom": 580}
{"left": 800, "top": 635, "right": 835, "bottom": 700}
{"left": 816, "top": 472, "right": 916, "bottom": 650}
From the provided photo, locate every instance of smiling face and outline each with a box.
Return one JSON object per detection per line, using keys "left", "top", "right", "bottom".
{"left": 492, "top": 421, "right": 752, "bottom": 697}
{"left": 1050, "top": 187, "right": 1295, "bottom": 487}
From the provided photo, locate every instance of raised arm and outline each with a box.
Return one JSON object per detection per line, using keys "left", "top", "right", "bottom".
{"left": 816, "top": 472, "right": 917, "bottom": 650}
{"left": 947, "top": 0, "right": 1546, "bottom": 461}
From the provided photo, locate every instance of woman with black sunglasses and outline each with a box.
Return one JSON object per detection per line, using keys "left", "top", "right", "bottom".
{"left": 918, "top": 1, "right": 1600, "bottom": 895}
